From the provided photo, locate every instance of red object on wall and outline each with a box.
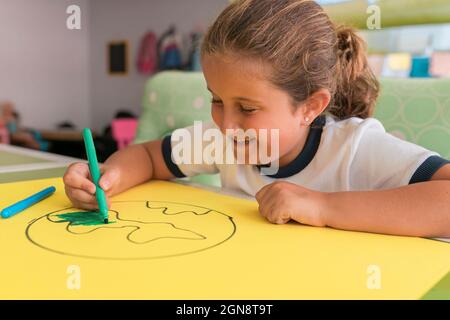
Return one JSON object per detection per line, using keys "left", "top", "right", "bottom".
{"left": 137, "top": 31, "right": 158, "bottom": 75}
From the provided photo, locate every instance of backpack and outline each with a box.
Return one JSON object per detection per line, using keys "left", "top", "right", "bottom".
{"left": 137, "top": 31, "right": 158, "bottom": 75}
{"left": 158, "top": 26, "right": 183, "bottom": 70}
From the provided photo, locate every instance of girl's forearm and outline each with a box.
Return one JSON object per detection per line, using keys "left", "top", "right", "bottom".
{"left": 103, "top": 143, "right": 154, "bottom": 194}
{"left": 323, "top": 181, "right": 450, "bottom": 238}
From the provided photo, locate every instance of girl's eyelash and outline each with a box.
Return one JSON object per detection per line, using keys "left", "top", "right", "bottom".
{"left": 240, "top": 106, "right": 257, "bottom": 113}
{"left": 210, "top": 99, "right": 257, "bottom": 113}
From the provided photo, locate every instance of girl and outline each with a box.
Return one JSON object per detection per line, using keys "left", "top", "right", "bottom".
{"left": 64, "top": 0, "right": 450, "bottom": 237}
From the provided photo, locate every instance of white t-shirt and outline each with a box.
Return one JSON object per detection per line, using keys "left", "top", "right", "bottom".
{"left": 161, "top": 114, "right": 449, "bottom": 196}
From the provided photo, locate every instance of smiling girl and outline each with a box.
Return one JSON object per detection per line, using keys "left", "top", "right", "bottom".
{"left": 63, "top": 0, "right": 450, "bottom": 237}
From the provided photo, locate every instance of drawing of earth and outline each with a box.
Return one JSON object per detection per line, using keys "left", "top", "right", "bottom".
{"left": 26, "top": 201, "right": 236, "bottom": 260}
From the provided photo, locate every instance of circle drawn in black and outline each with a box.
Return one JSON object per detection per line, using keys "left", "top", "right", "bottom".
{"left": 26, "top": 201, "right": 236, "bottom": 260}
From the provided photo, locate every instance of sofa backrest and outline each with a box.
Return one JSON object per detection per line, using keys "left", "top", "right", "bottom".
{"left": 135, "top": 71, "right": 220, "bottom": 186}
{"left": 135, "top": 71, "right": 211, "bottom": 143}
{"left": 374, "top": 78, "right": 450, "bottom": 159}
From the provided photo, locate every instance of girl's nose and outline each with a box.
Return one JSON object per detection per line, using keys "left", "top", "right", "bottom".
{"left": 222, "top": 109, "right": 240, "bottom": 131}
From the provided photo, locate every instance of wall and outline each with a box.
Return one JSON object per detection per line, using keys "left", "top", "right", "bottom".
{"left": 0, "top": 0, "right": 228, "bottom": 132}
{"left": 324, "top": 0, "right": 450, "bottom": 28}
{"left": 89, "top": 0, "right": 228, "bottom": 132}
{"left": 361, "top": 23, "right": 450, "bottom": 54}
{"left": 0, "top": 0, "right": 90, "bottom": 130}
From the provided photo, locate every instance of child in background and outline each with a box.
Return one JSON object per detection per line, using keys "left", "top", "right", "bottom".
{"left": 0, "top": 101, "right": 47, "bottom": 150}
{"left": 0, "top": 113, "right": 9, "bottom": 144}
{"left": 63, "top": 0, "right": 450, "bottom": 238}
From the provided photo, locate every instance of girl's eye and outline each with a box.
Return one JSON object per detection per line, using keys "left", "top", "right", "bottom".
{"left": 240, "top": 105, "right": 257, "bottom": 114}
{"left": 210, "top": 99, "right": 257, "bottom": 114}
{"left": 211, "top": 98, "right": 223, "bottom": 105}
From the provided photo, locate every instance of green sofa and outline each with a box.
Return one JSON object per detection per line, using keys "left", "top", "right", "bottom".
{"left": 135, "top": 71, "right": 221, "bottom": 187}
{"left": 374, "top": 78, "right": 450, "bottom": 159}
{"left": 135, "top": 71, "right": 450, "bottom": 186}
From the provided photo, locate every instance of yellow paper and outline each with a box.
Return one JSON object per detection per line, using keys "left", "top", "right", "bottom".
{"left": 0, "top": 177, "right": 449, "bottom": 299}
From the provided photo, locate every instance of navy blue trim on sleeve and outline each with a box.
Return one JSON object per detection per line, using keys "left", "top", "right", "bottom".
{"left": 161, "top": 135, "right": 186, "bottom": 178}
{"left": 409, "top": 155, "right": 450, "bottom": 184}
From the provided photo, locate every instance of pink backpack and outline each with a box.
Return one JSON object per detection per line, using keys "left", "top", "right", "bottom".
{"left": 137, "top": 31, "right": 158, "bottom": 75}
{"left": 111, "top": 118, "right": 138, "bottom": 149}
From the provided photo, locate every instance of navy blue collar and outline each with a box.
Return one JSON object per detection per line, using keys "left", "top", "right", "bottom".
{"left": 256, "top": 115, "right": 326, "bottom": 178}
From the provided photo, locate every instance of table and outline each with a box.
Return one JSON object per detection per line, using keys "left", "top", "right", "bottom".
{"left": 0, "top": 144, "right": 80, "bottom": 183}
{"left": 0, "top": 144, "right": 448, "bottom": 299}
{"left": 39, "top": 129, "right": 97, "bottom": 142}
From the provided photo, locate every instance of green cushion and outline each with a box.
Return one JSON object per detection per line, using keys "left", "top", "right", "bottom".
{"left": 135, "top": 71, "right": 220, "bottom": 187}
{"left": 374, "top": 78, "right": 450, "bottom": 159}
{"left": 135, "top": 71, "right": 213, "bottom": 143}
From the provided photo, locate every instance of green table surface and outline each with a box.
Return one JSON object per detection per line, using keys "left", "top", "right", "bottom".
{"left": 0, "top": 167, "right": 67, "bottom": 184}
{"left": 0, "top": 150, "right": 51, "bottom": 166}
{"left": 422, "top": 272, "right": 450, "bottom": 300}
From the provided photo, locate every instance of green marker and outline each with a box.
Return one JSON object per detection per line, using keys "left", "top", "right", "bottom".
{"left": 82, "top": 128, "right": 109, "bottom": 224}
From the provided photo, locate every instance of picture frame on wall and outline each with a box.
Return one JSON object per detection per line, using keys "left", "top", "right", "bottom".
{"left": 107, "top": 40, "right": 128, "bottom": 76}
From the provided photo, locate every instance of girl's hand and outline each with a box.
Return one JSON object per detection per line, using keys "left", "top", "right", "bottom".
{"left": 63, "top": 162, "right": 120, "bottom": 211}
{"left": 255, "top": 181, "right": 328, "bottom": 226}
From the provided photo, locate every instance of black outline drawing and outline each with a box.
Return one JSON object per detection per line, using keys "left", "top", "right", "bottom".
{"left": 26, "top": 200, "right": 236, "bottom": 260}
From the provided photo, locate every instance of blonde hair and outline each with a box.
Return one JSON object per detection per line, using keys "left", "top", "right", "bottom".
{"left": 202, "top": 0, "right": 379, "bottom": 119}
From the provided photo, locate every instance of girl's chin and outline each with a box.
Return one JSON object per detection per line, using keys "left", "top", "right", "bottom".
{"left": 231, "top": 144, "right": 277, "bottom": 165}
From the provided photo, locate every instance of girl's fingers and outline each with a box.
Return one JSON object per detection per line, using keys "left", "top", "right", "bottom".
{"left": 66, "top": 187, "right": 112, "bottom": 210}
{"left": 99, "top": 167, "right": 120, "bottom": 192}
{"left": 72, "top": 200, "right": 99, "bottom": 211}
{"left": 69, "top": 162, "right": 91, "bottom": 177}
{"left": 255, "top": 184, "right": 270, "bottom": 202}
{"left": 65, "top": 163, "right": 115, "bottom": 212}
{"left": 64, "top": 164, "right": 96, "bottom": 193}
{"left": 256, "top": 182, "right": 277, "bottom": 204}
{"left": 258, "top": 199, "right": 272, "bottom": 218}
{"left": 66, "top": 186, "right": 98, "bottom": 205}
{"left": 73, "top": 198, "right": 111, "bottom": 212}
{"left": 259, "top": 197, "right": 285, "bottom": 224}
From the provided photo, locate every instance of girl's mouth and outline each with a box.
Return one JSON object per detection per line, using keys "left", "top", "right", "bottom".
{"left": 233, "top": 138, "right": 255, "bottom": 146}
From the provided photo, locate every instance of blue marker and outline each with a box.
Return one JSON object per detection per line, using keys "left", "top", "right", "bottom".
{"left": 1, "top": 186, "right": 56, "bottom": 219}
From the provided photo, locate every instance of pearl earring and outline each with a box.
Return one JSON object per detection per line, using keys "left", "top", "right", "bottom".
{"left": 305, "top": 117, "right": 310, "bottom": 124}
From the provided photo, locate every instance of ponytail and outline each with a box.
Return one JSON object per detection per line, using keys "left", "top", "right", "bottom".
{"left": 329, "top": 26, "right": 380, "bottom": 119}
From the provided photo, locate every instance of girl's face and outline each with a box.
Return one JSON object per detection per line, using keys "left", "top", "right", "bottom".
{"left": 202, "top": 53, "right": 310, "bottom": 167}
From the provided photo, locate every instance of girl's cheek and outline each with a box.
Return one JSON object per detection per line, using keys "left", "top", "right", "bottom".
{"left": 211, "top": 106, "right": 223, "bottom": 129}
{"left": 277, "top": 130, "right": 298, "bottom": 154}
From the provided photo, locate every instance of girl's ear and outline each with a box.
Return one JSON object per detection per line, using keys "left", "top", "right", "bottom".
{"left": 294, "top": 89, "right": 331, "bottom": 124}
